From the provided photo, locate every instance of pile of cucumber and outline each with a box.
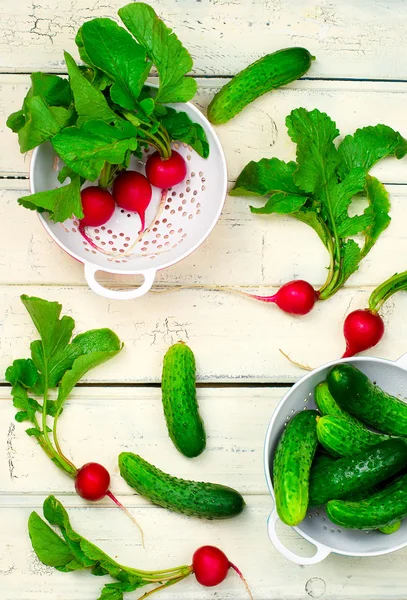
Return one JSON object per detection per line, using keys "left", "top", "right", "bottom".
{"left": 273, "top": 363, "right": 407, "bottom": 533}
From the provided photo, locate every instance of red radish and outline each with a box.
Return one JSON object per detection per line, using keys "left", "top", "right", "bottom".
{"left": 79, "top": 186, "right": 115, "bottom": 227}
{"left": 74, "top": 462, "right": 144, "bottom": 544}
{"left": 249, "top": 280, "right": 318, "bottom": 315}
{"left": 342, "top": 309, "right": 385, "bottom": 358}
{"left": 113, "top": 171, "right": 152, "bottom": 232}
{"left": 192, "top": 546, "right": 253, "bottom": 598}
{"left": 75, "top": 462, "right": 110, "bottom": 501}
{"left": 146, "top": 150, "right": 187, "bottom": 188}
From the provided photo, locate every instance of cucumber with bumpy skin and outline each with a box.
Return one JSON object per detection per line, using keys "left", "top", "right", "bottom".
{"left": 273, "top": 410, "right": 318, "bottom": 526}
{"left": 327, "top": 474, "right": 407, "bottom": 530}
{"left": 316, "top": 415, "right": 389, "bottom": 457}
{"left": 309, "top": 439, "right": 407, "bottom": 506}
{"left": 207, "top": 48, "right": 315, "bottom": 125}
{"left": 118, "top": 452, "right": 244, "bottom": 519}
{"left": 314, "top": 381, "right": 360, "bottom": 426}
{"left": 161, "top": 342, "right": 206, "bottom": 458}
{"left": 327, "top": 364, "right": 407, "bottom": 436}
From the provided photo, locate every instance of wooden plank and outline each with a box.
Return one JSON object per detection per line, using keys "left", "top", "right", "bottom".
{"left": 1, "top": 0, "right": 407, "bottom": 80}
{"left": 2, "top": 493, "right": 407, "bottom": 599}
{"left": 2, "top": 184, "right": 407, "bottom": 288}
{"left": 2, "top": 76, "right": 407, "bottom": 182}
{"left": 1, "top": 285, "right": 407, "bottom": 384}
{"left": 1, "top": 387, "right": 275, "bottom": 495}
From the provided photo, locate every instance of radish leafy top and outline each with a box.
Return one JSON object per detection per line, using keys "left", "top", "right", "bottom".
{"left": 7, "top": 3, "right": 209, "bottom": 223}
{"left": 29, "top": 495, "right": 193, "bottom": 599}
{"left": 5, "top": 295, "right": 123, "bottom": 476}
{"left": 231, "top": 108, "right": 407, "bottom": 299}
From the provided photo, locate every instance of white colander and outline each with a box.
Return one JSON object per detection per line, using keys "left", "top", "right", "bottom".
{"left": 264, "top": 353, "right": 407, "bottom": 564}
{"left": 30, "top": 101, "right": 227, "bottom": 300}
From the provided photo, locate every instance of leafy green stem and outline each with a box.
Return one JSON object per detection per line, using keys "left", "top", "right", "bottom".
{"left": 317, "top": 227, "right": 336, "bottom": 298}
{"left": 368, "top": 270, "right": 407, "bottom": 313}
{"left": 52, "top": 415, "right": 77, "bottom": 476}
{"left": 138, "top": 126, "right": 171, "bottom": 158}
{"left": 99, "top": 162, "right": 112, "bottom": 188}
{"left": 125, "top": 564, "right": 192, "bottom": 580}
{"left": 138, "top": 573, "right": 191, "bottom": 599}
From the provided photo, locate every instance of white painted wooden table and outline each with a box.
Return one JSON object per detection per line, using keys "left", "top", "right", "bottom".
{"left": 2, "top": 1, "right": 407, "bottom": 598}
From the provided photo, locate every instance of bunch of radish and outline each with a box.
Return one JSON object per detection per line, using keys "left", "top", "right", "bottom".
{"left": 79, "top": 151, "right": 187, "bottom": 242}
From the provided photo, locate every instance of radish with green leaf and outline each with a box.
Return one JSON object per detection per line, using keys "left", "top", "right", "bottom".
{"left": 5, "top": 295, "right": 142, "bottom": 540}
{"left": 231, "top": 111, "right": 407, "bottom": 315}
{"left": 29, "top": 496, "right": 254, "bottom": 599}
{"left": 7, "top": 3, "right": 209, "bottom": 225}
{"left": 341, "top": 270, "right": 407, "bottom": 357}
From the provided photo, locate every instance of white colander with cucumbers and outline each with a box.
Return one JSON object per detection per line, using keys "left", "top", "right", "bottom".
{"left": 264, "top": 353, "right": 407, "bottom": 564}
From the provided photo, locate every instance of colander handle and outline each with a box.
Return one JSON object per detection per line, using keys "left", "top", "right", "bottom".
{"left": 84, "top": 264, "right": 156, "bottom": 300}
{"left": 267, "top": 508, "right": 331, "bottom": 565}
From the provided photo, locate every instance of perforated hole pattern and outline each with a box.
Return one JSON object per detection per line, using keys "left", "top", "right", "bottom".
{"left": 56, "top": 144, "right": 206, "bottom": 265}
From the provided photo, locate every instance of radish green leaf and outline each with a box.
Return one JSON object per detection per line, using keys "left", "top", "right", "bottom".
{"left": 119, "top": 2, "right": 197, "bottom": 103}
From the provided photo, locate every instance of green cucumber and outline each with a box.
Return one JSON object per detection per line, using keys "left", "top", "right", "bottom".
{"left": 312, "top": 452, "right": 337, "bottom": 471}
{"left": 309, "top": 439, "right": 407, "bottom": 506}
{"left": 273, "top": 410, "right": 318, "bottom": 526}
{"left": 327, "top": 364, "right": 407, "bottom": 436}
{"left": 207, "top": 47, "right": 314, "bottom": 125}
{"left": 118, "top": 452, "right": 244, "bottom": 519}
{"left": 161, "top": 342, "right": 206, "bottom": 458}
{"left": 314, "top": 381, "right": 360, "bottom": 425}
{"left": 380, "top": 520, "right": 402, "bottom": 534}
{"left": 316, "top": 415, "right": 389, "bottom": 457}
{"left": 327, "top": 474, "right": 407, "bottom": 530}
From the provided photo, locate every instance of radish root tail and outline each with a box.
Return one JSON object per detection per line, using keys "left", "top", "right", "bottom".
{"left": 279, "top": 349, "right": 313, "bottom": 371}
{"left": 106, "top": 490, "right": 145, "bottom": 548}
{"left": 229, "top": 562, "right": 254, "bottom": 600}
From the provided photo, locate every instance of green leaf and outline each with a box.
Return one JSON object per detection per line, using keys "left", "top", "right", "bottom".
{"left": 7, "top": 110, "right": 26, "bottom": 133}
{"left": 28, "top": 511, "right": 74, "bottom": 568}
{"left": 79, "top": 18, "right": 151, "bottom": 111}
{"left": 17, "top": 97, "right": 74, "bottom": 153}
{"left": 286, "top": 108, "right": 367, "bottom": 241}
{"left": 338, "top": 124, "right": 407, "bottom": 179}
{"left": 250, "top": 192, "right": 307, "bottom": 215}
{"left": 98, "top": 581, "right": 143, "bottom": 600}
{"left": 231, "top": 158, "right": 304, "bottom": 197}
{"left": 337, "top": 239, "right": 362, "bottom": 286}
{"left": 362, "top": 175, "right": 391, "bottom": 256}
{"left": 15, "top": 411, "right": 29, "bottom": 422}
{"left": 139, "top": 98, "right": 155, "bottom": 116}
{"left": 290, "top": 207, "right": 331, "bottom": 250}
{"left": 57, "top": 166, "right": 75, "bottom": 184}
{"left": 28, "top": 72, "right": 72, "bottom": 108}
{"left": 65, "top": 51, "right": 117, "bottom": 127}
{"left": 56, "top": 328, "right": 123, "bottom": 406}
{"left": 119, "top": 3, "right": 197, "bottom": 104}
{"left": 156, "top": 107, "right": 209, "bottom": 158}
{"left": 5, "top": 358, "right": 39, "bottom": 388}
{"left": 21, "top": 296, "right": 74, "bottom": 360}
{"left": 286, "top": 108, "right": 340, "bottom": 196}
{"left": 337, "top": 213, "right": 373, "bottom": 238}
{"left": 72, "top": 328, "right": 122, "bottom": 354}
{"left": 52, "top": 120, "right": 138, "bottom": 181}
{"left": 26, "top": 427, "right": 43, "bottom": 437}
{"left": 18, "top": 174, "right": 83, "bottom": 222}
